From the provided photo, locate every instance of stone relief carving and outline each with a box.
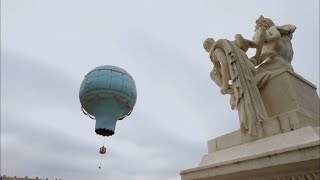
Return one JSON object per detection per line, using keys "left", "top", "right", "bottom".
{"left": 261, "top": 172, "right": 320, "bottom": 180}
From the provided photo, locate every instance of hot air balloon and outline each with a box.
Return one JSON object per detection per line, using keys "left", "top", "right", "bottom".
{"left": 79, "top": 65, "right": 137, "bottom": 168}
{"left": 79, "top": 65, "right": 137, "bottom": 136}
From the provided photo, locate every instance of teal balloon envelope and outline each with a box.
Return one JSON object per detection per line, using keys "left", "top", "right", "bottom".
{"left": 79, "top": 65, "right": 137, "bottom": 136}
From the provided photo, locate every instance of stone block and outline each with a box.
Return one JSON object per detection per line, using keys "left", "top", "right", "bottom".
{"left": 181, "top": 127, "right": 320, "bottom": 180}
{"left": 259, "top": 68, "right": 319, "bottom": 118}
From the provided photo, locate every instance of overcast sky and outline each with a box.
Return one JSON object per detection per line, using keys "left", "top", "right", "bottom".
{"left": 1, "top": 0, "right": 319, "bottom": 180}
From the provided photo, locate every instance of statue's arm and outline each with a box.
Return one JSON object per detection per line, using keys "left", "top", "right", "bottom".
{"left": 210, "top": 67, "right": 223, "bottom": 87}
{"left": 276, "top": 24, "right": 296, "bottom": 35}
{"left": 244, "top": 39, "right": 258, "bottom": 48}
{"left": 234, "top": 34, "right": 257, "bottom": 52}
{"left": 233, "top": 34, "right": 261, "bottom": 66}
{"left": 275, "top": 24, "right": 296, "bottom": 39}
{"left": 265, "top": 26, "right": 281, "bottom": 42}
{"left": 209, "top": 49, "right": 223, "bottom": 87}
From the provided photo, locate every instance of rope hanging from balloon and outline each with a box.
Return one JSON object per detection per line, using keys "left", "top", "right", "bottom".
{"left": 99, "top": 136, "right": 106, "bottom": 169}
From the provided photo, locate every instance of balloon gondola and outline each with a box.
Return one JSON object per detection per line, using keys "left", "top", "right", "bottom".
{"left": 99, "top": 146, "right": 107, "bottom": 154}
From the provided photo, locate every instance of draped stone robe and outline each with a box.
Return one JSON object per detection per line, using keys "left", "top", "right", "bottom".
{"left": 211, "top": 39, "right": 268, "bottom": 136}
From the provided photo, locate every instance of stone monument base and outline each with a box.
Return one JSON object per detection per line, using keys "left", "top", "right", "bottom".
{"left": 180, "top": 69, "right": 320, "bottom": 180}
{"left": 180, "top": 126, "right": 320, "bottom": 180}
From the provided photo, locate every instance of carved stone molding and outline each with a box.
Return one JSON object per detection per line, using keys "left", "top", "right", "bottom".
{"left": 262, "top": 172, "right": 320, "bottom": 180}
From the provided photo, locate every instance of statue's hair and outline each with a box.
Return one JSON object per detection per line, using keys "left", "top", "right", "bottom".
{"left": 203, "top": 38, "right": 215, "bottom": 52}
{"left": 255, "top": 15, "right": 275, "bottom": 30}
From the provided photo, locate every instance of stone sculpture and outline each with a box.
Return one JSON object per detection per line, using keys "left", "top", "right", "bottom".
{"left": 181, "top": 16, "right": 319, "bottom": 180}
{"left": 251, "top": 16, "right": 296, "bottom": 72}
{"left": 203, "top": 37, "right": 268, "bottom": 136}
{"left": 240, "top": 16, "right": 296, "bottom": 87}
{"left": 203, "top": 16, "right": 296, "bottom": 136}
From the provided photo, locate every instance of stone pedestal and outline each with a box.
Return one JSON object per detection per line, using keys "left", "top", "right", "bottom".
{"left": 259, "top": 68, "right": 319, "bottom": 132}
{"left": 180, "top": 69, "right": 320, "bottom": 180}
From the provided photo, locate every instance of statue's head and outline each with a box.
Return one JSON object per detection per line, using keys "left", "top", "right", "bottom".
{"left": 203, "top": 38, "right": 215, "bottom": 52}
{"left": 255, "top": 15, "right": 275, "bottom": 31}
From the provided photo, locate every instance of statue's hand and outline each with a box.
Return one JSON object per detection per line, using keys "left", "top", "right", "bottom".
{"left": 234, "top": 34, "right": 249, "bottom": 52}
{"left": 230, "top": 101, "right": 236, "bottom": 110}
{"left": 226, "top": 88, "right": 234, "bottom": 94}
{"left": 249, "top": 57, "right": 258, "bottom": 66}
{"left": 229, "top": 94, "right": 236, "bottom": 110}
{"left": 220, "top": 85, "right": 234, "bottom": 95}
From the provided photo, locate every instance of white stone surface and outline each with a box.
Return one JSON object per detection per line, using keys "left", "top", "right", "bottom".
{"left": 205, "top": 68, "right": 319, "bottom": 153}
{"left": 259, "top": 68, "right": 319, "bottom": 118}
{"left": 200, "top": 126, "right": 319, "bottom": 167}
{"left": 180, "top": 127, "right": 320, "bottom": 180}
